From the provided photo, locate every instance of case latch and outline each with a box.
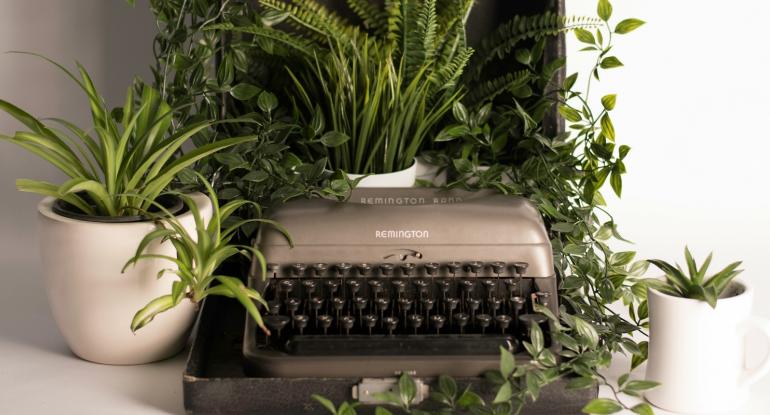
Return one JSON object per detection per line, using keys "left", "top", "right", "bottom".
{"left": 352, "top": 375, "right": 429, "bottom": 405}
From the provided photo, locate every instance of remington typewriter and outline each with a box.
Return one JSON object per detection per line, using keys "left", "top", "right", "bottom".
{"left": 244, "top": 187, "right": 558, "bottom": 379}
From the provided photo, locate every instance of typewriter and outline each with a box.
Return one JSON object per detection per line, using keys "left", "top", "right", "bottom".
{"left": 244, "top": 188, "right": 558, "bottom": 379}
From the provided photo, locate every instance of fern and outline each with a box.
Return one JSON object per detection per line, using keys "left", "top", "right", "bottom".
{"left": 205, "top": 22, "right": 318, "bottom": 57}
{"left": 430, "top": 46, "right": 473, "bottom": 93}
{"left": 346, "top": 0, "right": 387, "bottom": 34}
{"left": 259, "top": 0, "right": 358, "bottom": 45}
{"left": 465, "top": 70, "right": 532, "bottom": 106}
{"left": 469, "top": 12, "right": 602, "bottom": 80}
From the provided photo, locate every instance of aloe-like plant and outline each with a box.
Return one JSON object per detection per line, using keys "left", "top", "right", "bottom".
{"left": 0, "top": 53, "right": 256, "bottom": 217}
{"left": 123, "top": 176, "right": 291, "bottom": 332}
{"left": 208, "top": 0, "right": 474, "bottom": 174}
{"left": 648, "top": 247, "right": 743, "bottom": 308}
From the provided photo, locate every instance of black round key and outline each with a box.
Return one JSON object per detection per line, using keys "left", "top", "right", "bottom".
{"left": 335, "top": 262, "right": 352, "bottom": 276}
{"left": 368, "top": 280, "right": 383, "bottom": 296}
{"left": 424, "top": 262, "right": 440, "bottom": 276}
{"left": 454, "top": 313, "right": 469, "bottom": 334}
{"left": 496, "top": 314, "right": 512, "bottom": 333}
{"left": 310, "top": 297, "right": 324, "bottom": 311}
{"left": 379, "top": 263, "right": 394, "bottom": 276}
{"left": 280, "top": 279, "right": 295, "bottom": 294}
{"left": 512, "top": 296, "right": 526, "bottom": 312}
{"left": 264, "top": 315, "right": 290, "bottom": 337}
{"left": 430, "top": 314, "right": 446, "bottom": 334}
{"left": 398, "top": 298, "right": 413, "bottom": 313}
{"left": 512, "top": 261, "right": 528, "bottom": 276}
{"left": 376, "top": 297, "right": 389, "bottom": 312}
{"left": 414, "top": 279, "right": 429, "bottom": 294}
{"left": 407, "top": 314, "right": 424, "bottom": 334}
{"left": 332, "top": 297, "right": 345, "bottom": 311}
{"left": 436, "top": 279, "right": 451, "bottom": 294}
{"left": 468, "top": 298, "right": 481, "bottom": 312}
{"left": 312, "top": 263, "right": 328, "bottom": 277}
{"left": 536, "top": 291, "right": 551, "bottom": 307}
{"left": 476, "top": 313, "right": 492, "bottom": 334}
{"left": 446, "top": 297, "right": 459, "bottom": 312}
{"left": 489, "top": 298, "right": 502, "bottom": 316}
{"left": 400, "top": 263, "right": 416, "bottom": 277}
{"left": 293, "top": 314, "right": 309, "bottom": 335}
{"left": 466, "top": 261, "right": 483, "bottom": 275}
{"left": 482, "top": 279, "right": 497, "bottom": 296}
{"left": 504, "top": 278, "right": 518, "bottom": 293}
{"left": 347, "top": 279, "right": 361, "bottom": 295}
{"left": 354, "top": 297, "right": 368, "bottom": 311}
{"left": 362, "top": 314, "right": 378, "bottom": 335}
{"left": 286, "top": 298, "right": 301, "bottom": 313}
{"left": 302, "top": 280, "right": 317, "bottom": 294}
{"left": 490, "top": 261, "right": 506, "bottom": 275}
{"left": 383, "top": 316, "right": 399, "bottom": 335}
{"left": 357, "top": 263, "right": 373, "bottom": 276}
{"left": 446, "top": 261, "right": 461, "bottom": 276}
{"left": 292, "top": 263, "right": 307, "bottom": 277}
{"left": 460, "top": 279, "right": 475, "bottom": 293}
{"left": 341, "top": 315, "right": 355, "bottom": 335}
{"left": 325, "top": 280, "right": 340, "bottom": 295}
{"left": 268, "top": 300, "right": 281, "bottom": 315}
{"left": 421, "top": 298, "right": 435, "bottom": 313}
{"left": 392, "top": 280, "right": 407, "bottom": 295}
{"left": 317, "top": 314, "right": 333, "bottom": 334}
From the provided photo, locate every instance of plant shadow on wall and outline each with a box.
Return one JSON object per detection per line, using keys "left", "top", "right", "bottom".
{"left": 142, "top": 0, "right": 653, "bottom": 413}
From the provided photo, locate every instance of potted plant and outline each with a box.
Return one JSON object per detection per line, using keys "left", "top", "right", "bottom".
{"left": 123, "top": 176, "right": 289, "bottom": 335}
{"left": 645, "top": 248, "right": 770, "bottom": 414}
{"left": 0, "top": 55, "right": 256, "bottom": 364}
{"left": 211, "top": 0, "right": 473, "bottom": 187}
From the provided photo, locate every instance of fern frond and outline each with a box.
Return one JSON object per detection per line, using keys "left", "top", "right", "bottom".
{"left": 429, "top": 46, "right": 473, "bottom": 93}
{"left": 259, "top": 0, "right": 358, "bottom": 45}
{"left": 205, "top": 22, "right": 318, "bottom": 57}
{"left": 470, "top": 13, "right": 602, "bottom": 80}
{"left": 385, "top": 0, "right": 402, "bottom": 48}
{"left": 346, "top": 0, "right": 387, "bottom": 35}
{"left": 465, "top": 70, "right": 531, "bottom": 106}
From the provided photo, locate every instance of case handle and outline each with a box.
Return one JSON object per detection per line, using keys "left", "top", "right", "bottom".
{"left": 739, "top": 316, "right": 770, "bottom": 387}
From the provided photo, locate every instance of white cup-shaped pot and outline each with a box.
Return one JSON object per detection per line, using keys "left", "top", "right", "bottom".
{"left": 645, "top": 281, "right": 770, "bottom": 414}
{"left": 415, "top": 156, "right": 447, "bottom": 186}
{"left": 38, "top": 192, "right": 212, "bottom": 365}
{"left": 347, "top": 161, "right": 417, "bottom": 188}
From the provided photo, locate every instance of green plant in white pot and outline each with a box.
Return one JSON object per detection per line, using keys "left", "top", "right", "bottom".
{"left": 0, "top": 55, "right": 256, "bottom": 364}
{"left": 645, "top": 248, "right": 770, "bottom": 414}
{"left": 211, "top": 0, "right": 473, "bottom": 187}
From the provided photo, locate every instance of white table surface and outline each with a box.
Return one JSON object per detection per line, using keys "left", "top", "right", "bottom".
{"left": 1, "top": 261, "right": 768, "bottom": 415}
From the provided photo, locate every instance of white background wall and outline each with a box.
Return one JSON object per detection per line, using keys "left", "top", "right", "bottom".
{"left": 566, "top": 1, "right": 770, "bottom": 319}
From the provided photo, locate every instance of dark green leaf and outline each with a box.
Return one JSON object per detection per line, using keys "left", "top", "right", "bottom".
{"left": 311, "top": 394, "right": 337, "bottom": 414}
{"left": 230, "top": 83, "right": 261, "bottom": 101}
{"left": 499, "top": 346, "right": 515, "bottom": 379}
{"left": 582, "top": 398, "right": 622, "bottom": 414}
{"left": 615, "top": 19, "right": 646, "bottom": 34}
{"left": 320, "top": 131, "right": 351, "bottom": 148}
{"left": 399, "top": 373, "right": 416, "bottom": 406}
{"left": 257, "top": 91, "right": 278, "bottom": 112}
{"left": 600, "top": 57, "right": 624, "bottom": 69}
{"left": 601, "top": 113, "right": 615, "bottom": 141}
{"left": 558, "top": 105, "right": 582, "bottom": 122}
{"left": 493, "top": 381, "right": 512, "bottom": 404}
{"left": 610, "top": 166, "right": 622, "bottom": 197}
{"left": 566, "top": 377, "right": 596, "bottom": 390}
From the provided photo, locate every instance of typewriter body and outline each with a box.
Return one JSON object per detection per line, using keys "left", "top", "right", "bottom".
{"left": 244, "top": 188, "right": 557, "bottom": 378}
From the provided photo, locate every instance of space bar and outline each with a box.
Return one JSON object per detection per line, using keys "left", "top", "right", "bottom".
{"left": 286, "top": 334, "right": 512, "bottom": 356}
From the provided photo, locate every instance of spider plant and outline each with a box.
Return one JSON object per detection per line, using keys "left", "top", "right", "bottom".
{"left": 123, "top": 175, "right": 291, "bottom": 333}
{"left": 0, "top": 53, "right": 256, "bottom": 217}
{"left": 647, "top": 247, "right": 743, "bottom": 308}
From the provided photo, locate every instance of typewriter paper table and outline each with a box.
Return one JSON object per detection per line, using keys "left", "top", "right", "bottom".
{"left": 1, "top": 262, "right": 768, "bottom": 415}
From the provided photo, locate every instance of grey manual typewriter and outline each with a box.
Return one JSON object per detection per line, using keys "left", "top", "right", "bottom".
{"left": 244, "top": 188, "right": 558, "bottom": 378}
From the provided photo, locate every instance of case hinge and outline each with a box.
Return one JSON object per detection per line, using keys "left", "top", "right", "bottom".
{"left": 352, "top": 374, "right": 429, "bottom": 405}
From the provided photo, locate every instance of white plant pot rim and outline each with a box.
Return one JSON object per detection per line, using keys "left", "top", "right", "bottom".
{"left": 346, "top": 160, "right": 417, "bottom": 179}
{"left": 648, "top": 279, "right": 749, "bottom": 305}
{"left": 346, "top": 161, "right": 417, "bottom": 188}
{"left": 38, "top": 193, "right": 205, "bottom": 225}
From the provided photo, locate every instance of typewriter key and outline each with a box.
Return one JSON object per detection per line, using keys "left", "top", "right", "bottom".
{"left": 519, "top": 313, "right": 548, "bottom": 334}
{"left": 424, "top": 262, "right": 440, "bottom": 276}
{"left": 268, "top": 300, "right": 281, "bottom": 315}
{"left": 445, "top": 297, "right": 460, "bottom": 326}
{"left": 496, "top": 314, "right": 513, "bottom": 334}
{"left": 264, "top": 315, "right": 290, "bottom": 340}
{"left": 357, "top": 263, "right": 373, "bottom": 276}
{"left": 476, "top": 313, "right": 492, "bottom": 334}
{"left": 367, "top": 280, "right": 383, "bottom": 299}
{"left": 346, "top": 279, "right": 361, "bottom": 298}
{"left": 468, "top": 298, "right": 481, "bottom": 326}
{"left": 421, "top": 298, "right": 435, "bottom": 320}
{"left": 511, "top": 261, "right": 529, "bottom": 276}
{"left": 293, "top": 314, "right": 309, "bottom": 335}
{"left": 391, "top": 279, "right": 407, "bottom": 299}
{"left": 413, "top": 279, "right": 430, "bottom": 299}
{"left": 446, "top": 261, "right": 461, "bottom": 277}
{"left": 379, "top": 263, "right": 394, "bottom": 277}
{"left": 376, "top": 297, "right": 389, "bottom": 327}
{"left": 310, "top": 297, "right": 324, "bottom": 326}
{"left": 335, "top": 263, "right": 352, "bottom": 276}
{"left": 466, "top": 261, "right": 483, "bottom": 276}
{"left": 332, "top": 297, "right": 345, "bottom": 326}
{"left": 317, "top": 314, "right": 333, "bottom": 335}
{"left": 312, "top": 263, "right": 328, "bottom": 278}
{"left": 489, "top": 297, "right": 502, "bottom": 318}
{"left": 400, "top": 262, "right": 416, "bottom": 277}
{"left": 454, "top": 312, "right": 469, "bottom": 334}
{"left": 407, "top": 314, "right": 424, "bottom": 334}
{"left": 383, "top": 316, "right": 399, "bottom": 336}
{"left": 362, "top": 314, "right": 378, "bottom": 335}
{"left": 354, "top": 297, "right": 368, "bottom": 325}
{"left": 286, "top": 298, "right": 301, "bottom": 326}
{"left": 398, "top": 298, "right": 413, "bottom": 321}
{"left": 341, "top": 315, "right": 355, "bottom": 335}
{"left": 490, "top": 261, "right": 506, "bottom": 276}
{"left": 291, "top": 263, "right": 307, "bottom": 277}
{"left": 536, "top": 291, "right": 551, "bottom": 308}
{"left": 430, "top": 314, "right": 446, "bottom": 334}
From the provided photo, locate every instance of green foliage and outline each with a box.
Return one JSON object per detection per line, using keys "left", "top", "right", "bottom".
{"left": 123, "top": 175, "right": 291, "bottom": 333}
{"left": 0, "top": 53, "right": 253, "bottom": 217}
{"left": 647, "top": 247, "right": 743, "bottom": 308}
{"left": 211, "top": 0, "right": 473, "bottom": 174}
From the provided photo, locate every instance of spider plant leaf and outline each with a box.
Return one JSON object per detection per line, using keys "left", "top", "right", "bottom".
{"left": 170, "top": 280, "right": 187, "bottom": 304}
{"left": 15, "top": 179, "right": 95, "bottom": 215}
{"left": 123, "top": 227, "right": 177, "bottom": 271}
{"left": 697, "top": 252, "right": 713, "bottom": 283}
{"left": 130, "top": 294, "right": 177, "bottom": 332}
{"left": 215, "top": 275, "right": 268, "bottom": 333}
{"left": 647, "top": 259, "right": 692, "bottom": 296}
{"left": 4, "top": 135, "right": 84, "bottom": 179}
{"left": 46, "top": 118, "right": 103, "bottom": 170}
{"left": 703, "top": 261, "right": 743, "bottom": 294}
{"left": 59, "top": 178, "right": 116, "bottom": 216}
{"left": 684, "top": 246, "right": 700, "bottom": 284}
{"left": 121, "top": 253, "right": 187, "bottom": 274}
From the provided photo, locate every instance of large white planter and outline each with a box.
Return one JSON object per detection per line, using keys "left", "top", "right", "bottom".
{"left": 348, "top": 161, "right": 417, "bottom": 188}
{"left": 415, "top": 156, "right": 447, "bottom": 186}
{"left": 38, "top": 192, "right": 212, "bottom": 365}
{"left": 645, "top": 281, "right": 770, "bottom": 414}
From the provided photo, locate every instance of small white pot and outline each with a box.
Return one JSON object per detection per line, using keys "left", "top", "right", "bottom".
{"left": 38, "top": 192, "right": 212, "bottom": 365}
{"left": 645, "top": 281, "right": 770, "bottom": 414}
{"left": 415, "top": 156, "right": 447, "bottom": 186}
{"left": 347, "top": 161, "right": 417, "bottom": 188}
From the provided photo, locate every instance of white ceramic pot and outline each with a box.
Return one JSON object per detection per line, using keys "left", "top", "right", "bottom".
{"left": 415, "top": 156, "right": 447, "bottom": 186}
{"left": 645, "top": 281, "right": 770, "bottom": 414}
{"left": 38, "top": 192, "right": 212, "bottom": 365}
{"left": 347, "top": 161, "right": 417, "bottom": 188}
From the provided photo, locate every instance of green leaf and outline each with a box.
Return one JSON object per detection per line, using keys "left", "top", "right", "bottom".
{"left": 230, "top": 83, "right": 261, "bottom": 101}
{"left": 601, "top": 94, "right": 616, "bottom": 111}
{"left": 597, "top": 0, "right": 613, "bottom": 22}
{"left": 566, "top": 377, "right": 596, "bottom": 390}
{"left": 631, "top": 403, "right": 654, "bottom": 415}
{"left": 130, "top": 295, "right": 176, "bottom": 332}
{"left": 610, "top": 251, "right": 636, "bottom": 266}
{"left": 575, "top": 28, "right": 596, "bottom": 45}
{"left": 435, "top": 124, "right": 469, "bottom": 142}
{"left": 457, "top": 389, "right": 484, "bottom": 409}
{"left": 499, "top": 346, "right": 515, "bottom": 379}
{"left": 574, "top": 317, "right": 599, "bottom": 347}
{"left": 514, "top": 49, "right": 531, "bottom": 66}
{"left": 493, "top": 381, "right": 512, "bottom": 404}
{"left": 610, "top": 166, "right": 622, "bottom": 197}
{"left": 600, "top": 56, "right": 624, "bottom": 69}
{"left": 582, "top": 398, "right": 622, "bottom": 414}
{"left": 257, "top": 91, "right": 278, "bottom": 112}
{"left": 619, "top": 145, "right": 631, "bottom": 160}
{"left": 261, "top": 9, "right": 290, "bottom": 26}
{"left": 438, "top": 374, "right": 457, "bottom": 398}
{"left": 311, "top": 394, "right": 337, "bottom": 414}
{"left": 452, "top": 101, "right": 469, "bottom": 123}
{"left": 563, "top": 73, "right": 578, "bottom": 91}
{"left": 615, "top": 19, "right": 646, "bottom": 34}
{"left": 399, "top": 373, "right": 417, "bottom": 406}
{"left": 375, "top": 408, "right": 393, "bottom": 415}
{"left": 601, "top": 113, "right": 615, "bottom": 141}
{"left": 551, "top": 222, "right": 575, "bottom": 233}
{"left": 624, "top": 380, "right": 660, "bottom": 394}
{"left": 558, "top": 105, "right": 582, "bottom": 122}
{"left": 320, "top": 131, "right": 351, "bottom": 147}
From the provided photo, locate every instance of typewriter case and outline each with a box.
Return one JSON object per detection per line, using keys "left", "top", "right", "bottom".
{"left": 244, "top": 188, "right": 560, "bottom": 379}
